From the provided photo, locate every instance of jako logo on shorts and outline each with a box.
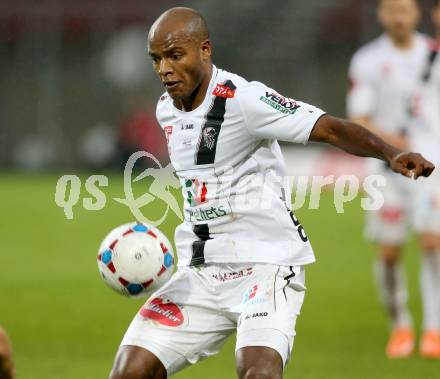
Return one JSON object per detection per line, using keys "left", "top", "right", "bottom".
{"left": 140, "top": 297, "right": 184, "bottom": 327}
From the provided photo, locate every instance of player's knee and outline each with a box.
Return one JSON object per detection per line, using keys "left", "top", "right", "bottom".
{"left": 236, "top": 347, "right": 282, "bottom": 379}
{"left": 239, "top": 366, "right": 277, "bottom": 379}
{"left": 419, "top": 233, "right": 440, "bottom": 252}
{"left": 109, "top": 346, "right": 166, "bottom": 379}
{"left": 109, "top": 362, "right": 146, "bottom": 379}
{"left": 379, "top": 245, "right": 401, "bottom": 265}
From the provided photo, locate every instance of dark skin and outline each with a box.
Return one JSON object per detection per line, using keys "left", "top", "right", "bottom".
{"left": 0, "top": 327, "right": 15, "bottom": 379}
{"left": 109, "top": 7, "right": 435, "bottom": 379}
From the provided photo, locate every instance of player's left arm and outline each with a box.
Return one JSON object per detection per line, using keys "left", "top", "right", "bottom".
{"left": 310, "top": 114, "right": 435, "bottom": 179}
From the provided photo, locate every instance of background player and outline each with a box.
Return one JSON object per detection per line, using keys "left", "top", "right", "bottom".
{"left": 110, "top": 7, "right": 434, "bottom": 379}
{"left": 347, "top": 0, "right": 429, "bottom": 358}
{"left": 0, "top": 327, "right": 15, "bottom": 379}
{"left": 407, "top": 0, "right": 440, "bottom": 358}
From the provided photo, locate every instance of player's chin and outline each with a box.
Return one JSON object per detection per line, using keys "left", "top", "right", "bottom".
{"left": 164, "top": 83, "right": 185, "bottom": 97}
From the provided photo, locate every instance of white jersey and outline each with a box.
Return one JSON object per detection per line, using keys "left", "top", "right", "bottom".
{"left": 347, "top": 33, "right": 430, "bottom": 174}
{"left": 347, "top": 33, "right": 429, "bottom": 133}
{"left": 156, "top": 66, "right": 325, "bottom": 267}
{"left": 408, "top": 42, "right": 440, "bottom": 166}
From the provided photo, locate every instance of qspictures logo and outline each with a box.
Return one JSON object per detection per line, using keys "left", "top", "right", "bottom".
{"left": 54, "top": 150, "right": 389, "bottom": 226}
{"left": 260, "top": 91, "right": 301, "bottom": 115}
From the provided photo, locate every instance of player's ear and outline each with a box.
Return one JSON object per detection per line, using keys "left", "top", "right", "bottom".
{"left": 200, "top": 40, "right": 212, "bottom": 62}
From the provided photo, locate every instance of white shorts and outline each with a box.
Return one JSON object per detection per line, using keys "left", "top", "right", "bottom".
{"left": 413, "top": 170, "right": 440, "bottom": 234}
{"left": 365, "top": 169, "right": 413, "bottom": 245}
{"left": 121, "top": 263, "right": 306, "bottom": 377}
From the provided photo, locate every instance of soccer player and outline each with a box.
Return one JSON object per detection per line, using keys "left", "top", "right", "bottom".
{"left": 110, "top": 7, "right": 434, "bottom": 379}
{"left": 347, "top": 0, "right": 430, "bottom": 358}
{"left": 407, "top": 0, "right": 440, "bottom": 357}
{"left": 0, "top": 327, "right": 15, "bottom": 379}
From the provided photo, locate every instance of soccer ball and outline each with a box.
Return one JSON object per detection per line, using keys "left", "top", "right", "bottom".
{"left": 97, "top": 222, "right": 175, "bottom": 296}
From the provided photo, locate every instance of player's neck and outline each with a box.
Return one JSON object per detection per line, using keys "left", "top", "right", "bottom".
{"left": 389, "top": 34, "right": 414, "bottom": 50}
{"left": 179, "top": 64, "right": 213, "bottom": 112}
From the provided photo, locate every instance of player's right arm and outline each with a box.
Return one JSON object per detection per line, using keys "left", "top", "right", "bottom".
{"left": 237, "top": 81, "right": 434, "bottom": 180}
{"left": 347, "top": 51, "right": 408, "bottom": 150}
{"left": 0, "top": 327, "right": 14, "bottom": 379}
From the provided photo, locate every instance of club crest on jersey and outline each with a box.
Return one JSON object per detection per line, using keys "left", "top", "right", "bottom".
{"left": 260, "top": 91, "right": 300, "bottom": 115}
{"left": 185, "top": 179, "right": 208, "bottom": 207}
{"left": 164, "top": 125, "right": 173, "bottom": 143}
{"left": 139, "top": 297, "right": 184, "bottom": 327}
{"left": 212, "top": 83, "right": 236, "bottom": 98}
{"left": 202, "top": 127, "right": 217, "bottom": 150}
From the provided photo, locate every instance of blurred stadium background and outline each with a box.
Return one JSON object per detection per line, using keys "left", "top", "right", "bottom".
{"left": 1, "top": 0, "right": 439, "bottom": 378}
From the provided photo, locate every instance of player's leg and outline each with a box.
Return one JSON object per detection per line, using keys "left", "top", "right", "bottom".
{"left": 375, "top": 244, "right": 414, "bottom": 358}
{"left": 366, "top": 174, "right": 413, "bottom": 357}
{"left": 236, "top": 346, "right": 282, "bottom": 379}
{"left": 418, "top": 232, "right": 440, "bottom": 358}
{"left": 0, "top": 327, "right": 15, "bottom": 379}
{"left": 110, "top": 267, "right": 235, "bottom": 378}
{"left": 414, "top": 173, "right": 440, "bottom": 358}
{"left": 375, "top": 243, "right": 412, "bottom": 328}
{"left": 234, "top": 265, "right": 306, "bottom": 378}
{"left": 109, "top": 346, "right": 166, "bottom": 379}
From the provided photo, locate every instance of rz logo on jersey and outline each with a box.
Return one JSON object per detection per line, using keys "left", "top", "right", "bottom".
{"left": 212, "top": 83, "right": 236, "bottom": 98}
{"left": 185, "top": 179, "right": 208, "bottom": 207}
{"left": 164, "top": 125, "right": 173, "bottom": 143}
{"left": 202, "top": 127, "right": 217, "bottom": 150}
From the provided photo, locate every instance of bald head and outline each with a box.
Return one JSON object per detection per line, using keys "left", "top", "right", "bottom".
{"left": 147, "top": 8, "right": 213, "bottom": 109}
{"left": 149, "top": 7, "right": 209, "bottom": 46}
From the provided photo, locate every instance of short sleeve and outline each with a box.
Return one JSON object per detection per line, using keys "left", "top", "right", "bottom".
{"left": 346, "top": 52, "right": 376, "bottom": 118}
{"left": 236, "top": 82, "right": 326, "bottom": 144}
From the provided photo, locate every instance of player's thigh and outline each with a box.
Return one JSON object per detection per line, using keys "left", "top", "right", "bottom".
{"left": 236, "top": 265, "right": 306, "bottom": 368}
{"left": 418, "top": 232, "right": 440, "bottom": 252}
{"left": 236, "top": 346, "right": 282, "bottom": 379}
{"left": 110, "top": 345, "right": 166, "bottom": 379}
{"left": 378, "top": 244, "right": 403, "bottom": 265}
{"left": 119, "top": 268, "right": 234, "bottom": 376}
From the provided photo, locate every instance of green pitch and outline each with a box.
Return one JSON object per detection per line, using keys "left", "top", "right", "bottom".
{"left": 0, "top": 173, "right": 438, "bottom": 379}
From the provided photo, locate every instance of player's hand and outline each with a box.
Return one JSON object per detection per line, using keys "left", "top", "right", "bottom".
{"left": 390, "top": 152, "right": 435, "bottom": 179}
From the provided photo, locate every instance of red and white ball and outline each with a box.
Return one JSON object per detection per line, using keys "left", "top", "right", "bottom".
{"left": 97, "top": 222, "right": 175, "bottom": 296}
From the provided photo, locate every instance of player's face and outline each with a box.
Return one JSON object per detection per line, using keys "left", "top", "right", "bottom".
{"left": 378, "top": 0, "right": 420, "bottom": 42}
{"left": 148, "top": 31, "right": 211, "bottom": 101}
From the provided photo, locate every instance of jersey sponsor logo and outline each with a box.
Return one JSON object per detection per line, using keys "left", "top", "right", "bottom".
{"left": 164, "top": 125, "right": 173, "bottom": 143}
{"left": 184, "top": 179, "right": 232, "bottom": 223}
{"left": 211, "top": 267, "right": 253, "bottom": 282}
{"left": 186, "top": 205, "right": 228, "bottom": 222}
{"left": 260, "top": 91, "right": 300, "bottom": 115}
{"left": 185, "top": 179, "right": 208, "bottom": 206}
{"left": 139, "top": 297, "right": 184, "bottom": 327}
{"left": 212, "top": 83, "right": 236, "bottom": 98}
